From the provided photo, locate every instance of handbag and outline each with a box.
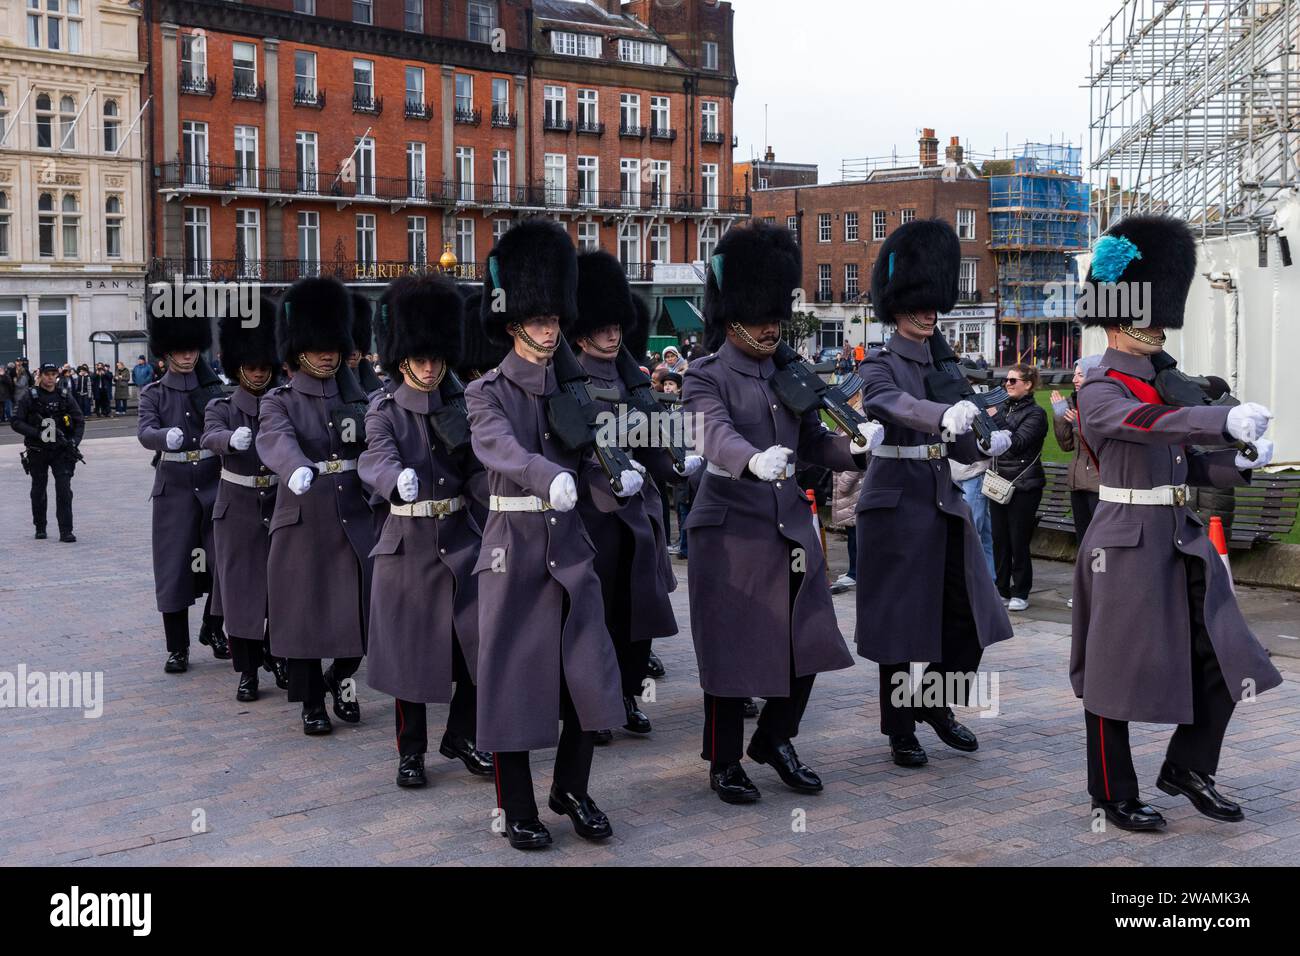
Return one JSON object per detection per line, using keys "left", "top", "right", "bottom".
{"left": 981, "top": 454, "right": 1040, "bottom": 505}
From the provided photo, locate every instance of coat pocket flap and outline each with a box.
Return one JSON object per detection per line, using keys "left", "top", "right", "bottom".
{"left": 370, "top": 528, "right": 404, "bottom": 556}
{"left": 856, "top": 487, "right": 903, "bottom": 512}
{"left": 1088, "top": 522, "right": 1143, "bottom": 549}
{"left": 212, "top": 499, "right": 229, "bottom": 520}
{"left": 683, "top": 505, "right": 728, "bottom": 529}
{"left": 268, "top": 502, "right": 302, "bottom": 533}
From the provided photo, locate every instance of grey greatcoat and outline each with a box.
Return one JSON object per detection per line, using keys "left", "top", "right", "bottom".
{"left": 359, "top": 383, "right": 487, "bottom": 704}
{"left": 464, "top": 350, "right": 626, "bottom": 752}
{"left": 682, "top": 341, "right": 859, "bottom": 699}
{"left": 853, "top": 334, "right": 1014, "bottom": 664}
{"left": 256, "top": 373, "right": 375, "bottom": 661}
{"left": 200, "top": 386, "right": 276, "bottom": 641}
{"left": 1071, "top": 349, "right": 1282, "bottom": 724}
{"left": 136, "top": 370, "right": 221, "bottom": 613}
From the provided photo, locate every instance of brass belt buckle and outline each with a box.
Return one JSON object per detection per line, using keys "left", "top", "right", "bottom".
{"left": 255, "top": 475, "right": 272, "bottom": 488}
{"left": 927, "top": 443, "right": 943, "bottom": 460}
{"left": 323, "top": 459, "right": 343, "bottom": 474}
{"left": 184, "top": 450, "right": 201, "bottom": 463}
{"left": 430, "top": 499, "right": 450, "bottom": 517}
{"left": 1172, "top": 486, "right": 1187, "bottom": 507}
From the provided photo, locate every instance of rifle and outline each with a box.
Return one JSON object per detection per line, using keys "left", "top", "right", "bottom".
{"left": 923, "top": 333, "right": 1010, "bottom": 453}
{"left": 429, "top": 367, "right": 472, "bottom": 454}
{"left": 769, "top": 341, "right": 872, "bottom": 448}
{"left": 587, "top": 347, "right": 689, "bottom": 474}
{"left": 1151, "top": 351, "right": 1258, "bottom": 461}
{"left": 547, "top": 338, "right": 636, "bottom": 493}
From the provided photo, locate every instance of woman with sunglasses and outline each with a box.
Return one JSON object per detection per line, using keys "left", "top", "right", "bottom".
{"left": 989, "top": 364, "right": 1047, "bottom": 612}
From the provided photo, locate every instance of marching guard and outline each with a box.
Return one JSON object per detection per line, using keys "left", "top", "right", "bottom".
{"left": 465, "top": 218, "right": 642, "bottom": 850}
{"left": 137, "top": 310, "right": 228, "bottom": 672}
{"left": 360, "top": 275, "right": 493, "bottom": 788}
{"left": 257, "top": 277, "right": 376, "bottom": 735}
{"left": 853, "top": 219, "right": 1015, "bottom": 768}
{"left": 201, "top": 300, "right": 288, "bottom": 701}
{"left": 683, "top": 222, "right": 882, "bottom": 804}
{"left": 1072, "top": 215, "right": 1283, "bottom": 830}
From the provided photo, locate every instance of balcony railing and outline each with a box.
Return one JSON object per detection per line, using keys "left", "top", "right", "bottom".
{"left": 619, "top": 123, "right": 646, "bottom": 139}
{"left": 701, "top": 129, "right": 725, "bottom": 145}
{"left": 814, "top": 288, "right": 835, "bottom": 304}
{"left": 576, "top": 120, "right": 606, "bottom": 136}
{"left": 455, "top": 107, "right": 482, "bottom": 126}
{"left": 148, "top": 257, "right": 486, "bottom": 285}
{"left": 180, "top": 73, "right": 216, "bottom": 97}
{"left": 293, "top": 85, "right": 325, "bottom": 109}
{"left": 491, "top": 108, "right": 517, "bottom": 128}
{"left": 649, "top": 125, "right": 677, "bottom": 142}
{"left": 353, "top": 93, "right": 383, "bottom": 115}
{"left": 957, "top": 290, "right": 982, "bottom": 303}
{"left": 232, "top": 77, "right": 266, "bottom": 102}
{"left": 405, "top": 99, "right": 433, "bottom": 121}
{"left": 543, "top": 116, "right": 573, "bottom": 133}
{"left": 622, "top": 262, "right": 655, "bottom": 282}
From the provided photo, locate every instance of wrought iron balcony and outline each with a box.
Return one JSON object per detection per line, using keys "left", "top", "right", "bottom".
{"left": 491, "top": 108, "right": 517, "bottom": 128}
{"left": 543, "top": 115, "right": 573, "bottom": 133}
{"left": 576, "top": 120, "right": 606, "bottom": 136}
{"left": 619, "top": 124, "right": 646, "bottom": 139}
{"left": 701, "top": 129, "right": 725, "bottom": 146}
{"left": 405, "top": 99, "right": 433, "bottom": 121}
{"left": 232, "top": 77, "right": 266, "bottom": 102}
{"left": 353, "top": 93, "right": 383, "bottom": 115}
{"left": 293, "top": 86, "right": 325, "bottom": 108}
{"left": 180, "top": 73, "right": 216, "bottom": 97}
{"left": 649, "top": 125, "right": 677, "bottom": 142}
{"left": 455, "top": 107, "right": 482, "bottom": 126}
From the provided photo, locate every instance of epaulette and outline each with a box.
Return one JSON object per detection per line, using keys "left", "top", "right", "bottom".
{"left": 271, "top": 383, "right": 293, "bottom": 395}
{"left": 689, "top": 352, "right": 719, "bottom": 369}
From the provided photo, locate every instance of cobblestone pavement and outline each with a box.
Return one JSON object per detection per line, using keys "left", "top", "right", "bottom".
{"left": 2, "top": 436, "right": 1297, "bottom": 866}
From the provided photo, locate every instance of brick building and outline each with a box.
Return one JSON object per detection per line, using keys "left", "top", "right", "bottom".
{"left": 734, "top": 147, "right": 816, "bottom": 195}
{"left": 143, "top": 0, "right": 745, "bottom": 332}
{"left": 747, "top": 130, "right": 998, "bottom": 361}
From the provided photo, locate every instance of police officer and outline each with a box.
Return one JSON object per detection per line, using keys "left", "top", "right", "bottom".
{"left": 12, "top": 362, "right": 84, "bottom": 542}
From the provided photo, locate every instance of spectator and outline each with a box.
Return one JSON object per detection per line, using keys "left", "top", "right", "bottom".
{"left": 92, "top": 363, "right": 113, "bottom": 417}
{"left": 1051, "top": 356, "right": 1102, "bottom": 608}
{"left": 13, "top": 359, "right": 31, "bottom": 395}
{"left": 650, "top": 367, "right": 668, "bottom": 392}
{"left": 661, "top": 371, "right": 682, "bottom": 396}
{"left": 835, "top": 344, "right": 854, "bottom": 376}
{"left": 152, "top": 358, "right": 166, "bottom": 382}
{"left": 74, "top": 364, "right": 94, "bottom": 416}
{"left": 989, "top": 363, "right": 1048, "bottom": 612}
{"left": 828, "top": 392, "right": 867, "bottom": 590}
{"left": 661, "top": 345, "right": 687, "bottom": 375}
{"left": 130, "top": 354, "right": 152, "bottom": 388}
{"left": 0, "top": 362, "right": 14, "bottom": 422}
{"left": 113, "top": 360, "right": 131, "bottom": 415}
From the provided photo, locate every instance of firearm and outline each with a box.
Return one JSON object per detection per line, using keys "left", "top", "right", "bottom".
{"left": 608, "top": 346, "right": 689, "bottom": 474}
{"left": 923, "top": 333, "right": 1010, "bottom": 453}
{"left": 547, "top": 338, "right": 637, "bottom": 493}
{"left": 1151, "top": 351, "right": 1257, "bottom": 461}
{"left": 769, "top": 341, "right": 872, "bottom": 448}
{"left": 55, "top": 433, "right": 86, "bottom": 465}
{"left": 429, "top": 367, "right": 472, "bottom": 454}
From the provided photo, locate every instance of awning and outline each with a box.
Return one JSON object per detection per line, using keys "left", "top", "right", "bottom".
{"left": 663, "top": 297, "right": 703, "bottom": 333}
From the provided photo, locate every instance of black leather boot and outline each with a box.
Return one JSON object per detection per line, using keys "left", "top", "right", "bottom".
{"left": 742, "top": 698, "right": 759, "bottom": 718}
{"left": 198, "top": 619, "right": 230, "bottom": 660}
{"left": 236, "top": 671, "right": 259, "bottom": 702}
{"left": 164, "top": 650, "right": 189, "bottom": 674}
{"left": 547, "top": 788, "right": 614, "bottom": 840}
{"left": 1156, "top": 761, "right": 1244, "bottom": 822}
{"left": 323, "top": 667, "right": 360, "bottom": 723}
{"left": 622, "top": 695, "right": 652, "bottom": 734}
{"left": 592, "top": 729, "right": 613, "bottom": 744}
{"left": 1093, "top": 798, "right": 1167, "bottom": 831}
{"left": 396, "top": 754, "right": 427, "bottom": 788}
{"left": 504, "top": 818, "right": 552, "bottom": 851}
{"left": 889, "top": 733, "right": 928, "bottom": 767}
{"left": 746, "top": 733, "right": 822, "bottom": 793}
{"left": 709, "top": 761, "right": 761, "bottom": 804}
{"left": 439, "top": 735, "right": 494, "bottom": 776}
{"left": 646, "top": 653, "right": 666, "bottom": 679}
{"left": 264, "top": 655, "right": 289, "bottom": 690}
{"left": 917, "top": 707, "right": 979, "bottom": 752}
{"left": 302, "top": 704, "right": 332, "bottom": 736}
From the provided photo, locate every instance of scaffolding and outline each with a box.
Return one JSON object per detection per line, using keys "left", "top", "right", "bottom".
{"left": 1088, "top": 0, "right": 1300, "bottom": 238}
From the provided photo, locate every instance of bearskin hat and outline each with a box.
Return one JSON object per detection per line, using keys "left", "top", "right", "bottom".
{"left": 147, "top": 308, "right": 213, "bottom": 357}
{"left": 703, "top": 222, "right": 801, "bottom": 340}
{"left": 376, "top": 275, "right": 464, "bottom": 372}
{"left": 350, "top": 290, "right": 374, "bottom": 355}
{"left": 480, "top": 217, "right": 578, "bottom": 347}
{"left": 571, "top": 251, "right": 637, "bottom": 346}
{"left": 278, "top": 276, "right": 354, "bottom": 369}
{"left": 1077, "top": 214, "right": 1197, "bottom": 330}
{"left": 218, "top": 295, "right": 280, "bottom": 372}
{"left": 457, "top": 290, "right": 510, "bottom": 379}
{"left": 869, "top": 219, "right": 959, "bottom": 324}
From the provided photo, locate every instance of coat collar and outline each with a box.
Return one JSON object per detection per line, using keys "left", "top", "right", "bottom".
{"left": 500, "top": 349, "right": 555, "bottom": 396}
{"left": 1101, "top": 347, "right": 1155, "bottom": 381}
{"left": 232, "top": 386, "right": 261, "bottom": 416}
{"left": 719, "top": 339, "right": 774, "bottom": 379}
{"left": 289, "top": 372, "right": 338, "bottom": 398}
{"left": 884, "top": 332, "right": 933, "bottom": 366}
{"left": 576, "top": 349, "right": 617, "bottom": 380}
{"left": 161, "top": 369, "right": 198, "bottom": 391}
{"left": 394, "top": 381, "right": 442, "bottom": 415}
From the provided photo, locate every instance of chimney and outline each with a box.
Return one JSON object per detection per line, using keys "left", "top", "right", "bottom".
{"left": 764, "top": 146, "right": 775, "bottom": 163}
{"left": 945, "top": 136, "right": 963, "bottom": 167}
{"left": 918, "top": 128, "right": 939, "bottom": 168}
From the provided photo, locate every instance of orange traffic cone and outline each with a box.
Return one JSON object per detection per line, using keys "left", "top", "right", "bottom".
{"left": 1208, "top": 516, "right": 1233, "bottom": 591}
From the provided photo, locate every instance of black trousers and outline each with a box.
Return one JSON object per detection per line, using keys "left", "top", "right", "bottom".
{"left": 701, "top": 672, "right": 816, "bottom": 766}
{"left": 1071, "top": 490, "right": 1100, "bottom": 543}
{"left": 879, "top": 517, "right": 985, "bottom": 736}
{"left": 991, "top": 485, "right": 1042, "bottom": 600}
{"left": 1085, "top": 561, "right": 1235, "bottom": 802}
{"left": 29, "top": 452, "right": 75, "bottom": 535}
{"left": 287, "top": 656, "right": 362, "bottom": 707}
{"left": 493, "top": 677, "right": 593, "bottom": 822}
{"left": 161, "top": 591, "right": 221, "bottom": 652}
{"left": 598, "top": 522, "right": 655, "bottom": 699}
{"left": 395, "top": 640, "right": 477, "bottom": 756}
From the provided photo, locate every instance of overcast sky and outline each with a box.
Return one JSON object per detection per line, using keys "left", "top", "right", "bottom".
{"left": 730, "top": 0, "right": 1125, "bottom": 181}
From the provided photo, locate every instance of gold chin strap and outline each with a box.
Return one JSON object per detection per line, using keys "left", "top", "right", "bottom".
{"left": 401, "top": 358, "right": 446, "bottom": 392}
{"left": 902, "top": 313, "right": 935, "bottom": 334}
{"left": 509, "top": 323, "right": 557, "bottom": 356}
{"left": 238, "top": 368, "right": 269, "bottom": 394}
{"left": 586, "top": 332, "right": 622, "bottom": 356}
{"left": 297, "top": 353, "right": 336, "bottom": 379}
{"left": 1120, "top": 325, "right": 1163, "bottom": 346}
{"left": 728, "top": 322, "right": 779, "bottom": 354}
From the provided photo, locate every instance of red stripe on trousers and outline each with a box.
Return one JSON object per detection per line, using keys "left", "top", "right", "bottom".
{"left": 1098, "top": 714, "right": 1111, "bottom": 801}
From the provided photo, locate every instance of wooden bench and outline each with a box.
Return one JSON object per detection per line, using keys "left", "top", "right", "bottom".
{"left": 1036, "top": 461, "right": 1299, "bottom": 548}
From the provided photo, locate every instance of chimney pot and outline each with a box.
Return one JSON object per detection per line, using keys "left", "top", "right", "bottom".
{"left": 918, "top": 127, "right": 939, "bottom": 168}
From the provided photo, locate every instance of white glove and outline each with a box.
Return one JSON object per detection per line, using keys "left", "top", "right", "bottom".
{"left": 629, "top": 459, "right": 647, "bottom": 475}
{"left": 1237, "top": 437, "right": 1273, "bottom": 470}
{"left": 984, "top": 430, "right": 1013, "bottom": 457}
{"left": 940, "top": 401, "right": 979, "bottom": 437}
{"left": 1226, "top": 402, "right": 1273, "bottom": 443}
{"left": 165, "top": 426, "right": 184, "bottom": 450}
{"left": 229, "top": 426, "right": 252, "bottom": 452}
{"left": 548, "top": 472, "right": 578, "bottom": 512}
{"left": 288, "top": 466, "right": 314, "bottom": 496}
{"left": 855, "top": 420, "right": 885, "bottom": 452}
{"left": 615, "top": 469, "right": 644, "bottom": 498}
{"left": 396, "top": 467, "right": 419, "bottom": 503}
{"left": 748, "top": 445, "right": 793, "bottom": 482}
{"left": 680, "top": 455, "right": 704, "bottom": 477}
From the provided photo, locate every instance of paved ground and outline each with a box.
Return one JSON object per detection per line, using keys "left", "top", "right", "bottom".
{"left": 2, "top": 434, "right": 1298, "bottom": 867}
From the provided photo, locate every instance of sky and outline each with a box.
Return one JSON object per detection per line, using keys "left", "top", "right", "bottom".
{"left": 730, "top": 0, "right": 1125, "bottom": 181}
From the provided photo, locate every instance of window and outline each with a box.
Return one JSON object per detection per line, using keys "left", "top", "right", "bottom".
{"left": 817, "top": 264, "right": 832, "bottom": 300}
{"left": 297, "top": 211, "right": 320, "bottom": 274}
{"left": 405, "top": 0, "right": 423, "bottom": 32}
{"left": 493, "top": 218, "right": 511, "bottom": 245}
{"left": 181, "top": 33, "right": 207, "bottom": 88}
{"left": 650, "top": 96, "right": 670, "bottom": 134}
{"left": 787, "top": 215, "right": 798, "bottom": 240}
{"left": 294, "top": 52, "right": 317, "bottom": 97}
{"left": 35, "top": 93, "right": 52, "bottom": 149}
{"left": 468, "top": 1, "right": 497, "bottom": 43}
{"left": 455, "top": 74, "right": 473, "bottom": 115}
{"left": 544, "top": 85, "right": 566, "bottom": 126}
{"left": 353, "top": 59, "right": 374, "bottom": 105}
{"left": 38, "top": 297, "right": 70, "bottom": 368}
{"left": 701, "top": 101, "right": 718, "bottom": 135}
{"left": 618, "top": 39, "right": 667, "bottom": 65}
{"left": 232, "top": 42, "right": 258, "bottom": 97}
{"left": 38, "top": 193, "right": 55, "bottom": 258}
{"left": 406, "top": 142, "right": 426, "bottom": 199}
{"left": 407, "top": 216, "right": 427, "bottom": 264}
{"left": 354, "top": 136, "right": 375, "bottom": 196}
{"left": 353, "top": 1, "right": 372, "bottom": 25}
{"left": 844, "top": 211, "right": 859, "bottom": 242}
{"left": 818, "top": 213, "right": 831, "bottom": 243}
{"left": 959, "top": 259, "right": 979, "bottom": 297}
{"left": 183, "top": 206, "right": 210, "bottom": 277}
{"left": 405, "top": 67, "right": 425, "bottom": 113}
{"left": 701, "top": 163, "right": 719, "bottom": 211}
{"left": 577, "top": 89, "right": 598, "bottom": 127}
{"left": 900, "top": 208, "right": 916, "bottom": 225}
{"left": 455, "top": 218, "right": 475, "bottom": 269}
{"left": 28, "top": 0, "right": 83, "bottom": 53}
{"left": 456, "top": 146, "right": 474, "bottom": 202}
{"left": 703, "top": 41, "right": 719, "bottom": 71}
{"left": 649, "top": 160, "right": 670, "bottom": 207}
{"left": 618, "top": 222, "right": 641, "bottom": 271}
{"left": 234, "top": 125, "right": 258, "bottom": 189}
{"left": 58, "top": 95, "right": 76, "bottom": 149}
{"left": 235, "top": 208, "right": 260, "bottom": 276}
{"left": 0, "top": 91, "right": 8, "bottom": 145}
{"left": 492, "top": 78, "right": 509, "bottom": 118}
{"left": 758, "top": 177, "right": 769, "bottom": 189}
{"left": 872, "top": 210, "right": 887, "bottom": 241}
{"left": 620, "top": 93, "right": 640, "bottom": 131}
{"left": 98, "top": 99, "right": 121, "bottom": 153}
{"left": 0, "top": 192, "right": 8, "bottom": 258}
{"left": 698, "top": 223, "right": 719, "bottom": 262}
{"left": 294, "top": 0, "right": 316, "bottom": 13}
{"left": 577, "top": 156, "right": 598, "bottom": 206}
{"left": 182, "top": 121, "right": 208, "bottom": 186}
{"left": 492, "top": 149, "right": 510, "bottom": 203}
{"left": 551, "top": 32, "right": 601, "bottom": 58}
{"left": 544, "top": 153, "right": 566, "bottom": 204}
{"left": 620, "top": 158, "right": 640, "bottom": 208}
{"left": 957, "top": 208, "right": 976, "bottom": 240}
{"left": 649, "top": 223, "right": 670, "bottom": 263}
{"left": 355, "top": 213, "right": 376, "bottom": 266}
{"left": 296, "top": 131, "right": 318, "bottom": 192}
{"left": 845, "top": 263, "right": 859, "bottom": 298}
{"left": 577, "top": 221, "right": 599, "bottom": 251}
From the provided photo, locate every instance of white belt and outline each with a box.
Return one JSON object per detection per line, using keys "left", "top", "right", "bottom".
{"left": 160, "top": 449, "right": 215, "bottom": 463}
{"left": 706, "top": 461, "right": 795, "bottom": 480}
{"left": 872, "top": 443, "right": 948, "bottom": 460}
{"left": 391, "top": 496, "right": 464, "bottom": 519}
{"left": 313, "top": 458, "right": 358, "bottom": 475}
{"left": 221, "top": 468, "right": 278, "bottom": 489}
{"left": 489, "top": 494, "right": 551, "bottom": 513}
{"left": 1100, "top": 484, "right": 1191, "bottom": 506}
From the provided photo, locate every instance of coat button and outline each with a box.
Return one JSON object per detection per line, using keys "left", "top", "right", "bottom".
{"left": 550, "top": 517, "right": 557, "bottom": 525}
{"left": 438, "top": 477, "right": 445, "bottom": 484}
{"left": 343, "top": 519, "right": 348, "bottom": 524}
{"left": 544, "top": 432, "right": 551, "bottom": 440}
{"left": 772, "top": 403, "right": 778, "bottom": 410}
{"left": 549, "top": 560, "right": 556, "bottom": 567}
{"left": 778, "top": 522, "right": 784, "bottom": 529}
{"left": 439, "top": 547, "right": 447, "bottom": 555}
